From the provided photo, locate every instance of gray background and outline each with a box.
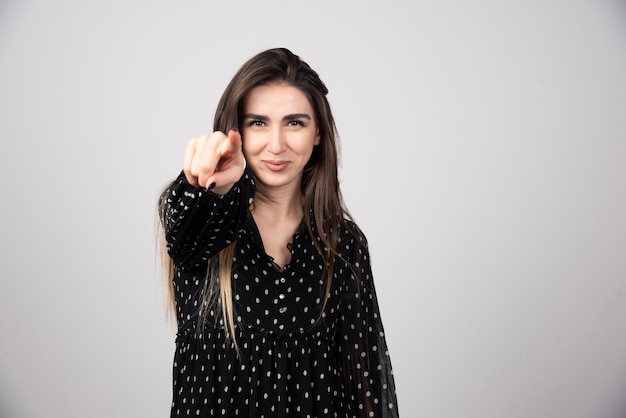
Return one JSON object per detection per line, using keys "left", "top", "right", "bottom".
{"left": 1, "top": 0, "right": 626, "bottom": 417}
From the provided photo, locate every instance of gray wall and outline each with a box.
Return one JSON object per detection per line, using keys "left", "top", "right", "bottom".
{"left": 1, "top": 1, "right": 625, "bottom": 417}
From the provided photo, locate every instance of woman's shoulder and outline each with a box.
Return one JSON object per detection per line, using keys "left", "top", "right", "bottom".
{"left": 340, "top": 217, "right": 369, "bottom": 250}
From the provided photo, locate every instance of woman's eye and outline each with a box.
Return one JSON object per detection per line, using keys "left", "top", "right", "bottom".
{"left": 247, "top": 120, "right": 264, "bottom": 127}
{"left": 288, "top": 120, "right": 303, "bottom": 126}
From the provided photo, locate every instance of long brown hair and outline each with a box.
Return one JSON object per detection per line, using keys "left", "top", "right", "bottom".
{"left": 159, "top": 48, "right": 355, "bottom": 350}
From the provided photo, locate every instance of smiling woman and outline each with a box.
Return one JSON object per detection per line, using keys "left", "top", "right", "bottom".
{"left": 157, "top": 48, "right": 399, "bottom": 417}
{"left": 242, "top": 84, "right": 320, "bottom": 193}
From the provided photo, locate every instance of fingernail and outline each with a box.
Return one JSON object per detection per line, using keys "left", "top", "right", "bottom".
{"left": 207, "top": 182, "right": 216, "bottom": 190}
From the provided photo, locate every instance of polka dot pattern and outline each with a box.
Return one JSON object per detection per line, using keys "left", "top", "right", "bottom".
{"left": 161, "top": 170, "right": 399, "bottom": 417}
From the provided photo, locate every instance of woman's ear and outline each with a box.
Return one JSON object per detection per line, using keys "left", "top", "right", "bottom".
{"left": 314, "top": 130, "right": 321, "bottom": 146}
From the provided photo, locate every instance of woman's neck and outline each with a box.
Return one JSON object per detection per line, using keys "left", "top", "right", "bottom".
{"left": 252, "top": 191, "right": 303, "bottom": 220}
{"left": 253, "top": 180, "right": 304, "bottom": 220}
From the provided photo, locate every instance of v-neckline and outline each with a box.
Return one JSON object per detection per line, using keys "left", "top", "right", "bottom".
{"left": 246, "top": 214, "right": 306, "bottom": 272}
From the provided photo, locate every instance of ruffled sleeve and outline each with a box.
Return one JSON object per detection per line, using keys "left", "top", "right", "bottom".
{"left": 337, "top": 225, "right": 399, "bottom": 417}
{"left": 159, "top": 169, "right": 255, "bottom": 270}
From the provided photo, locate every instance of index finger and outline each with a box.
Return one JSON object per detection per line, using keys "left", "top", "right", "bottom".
{"left": 219, "top": 129, "right": 242, "bottom": 156}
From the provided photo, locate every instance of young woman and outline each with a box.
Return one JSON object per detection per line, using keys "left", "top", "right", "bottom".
{"left": 158, "top": 47, "right": 399, "bottom": 417}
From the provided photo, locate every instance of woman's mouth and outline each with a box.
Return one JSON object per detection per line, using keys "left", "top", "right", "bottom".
{"left": 262, "top": 160, "right": 290, "bottom": 172}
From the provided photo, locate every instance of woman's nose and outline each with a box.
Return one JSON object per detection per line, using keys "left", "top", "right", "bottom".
{"left": 266, "top": 128, "right": 287, "bottom": 154}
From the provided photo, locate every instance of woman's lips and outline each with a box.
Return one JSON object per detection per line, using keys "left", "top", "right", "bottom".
{"left": 262, "top": 160, "right": 290, "bottom": 171}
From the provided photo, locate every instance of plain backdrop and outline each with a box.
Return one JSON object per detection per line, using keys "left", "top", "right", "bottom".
{"left": 1, "top": 1, "right": 625, "bottom": 417}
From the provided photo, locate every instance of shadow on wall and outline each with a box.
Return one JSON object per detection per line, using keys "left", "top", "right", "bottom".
{"left": 0, "top": 351, "right": 46, "bottom": 418}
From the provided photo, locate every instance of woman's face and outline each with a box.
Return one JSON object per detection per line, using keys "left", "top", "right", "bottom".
{"left": 241, "top": 83, "right": 320, "bottom": 193}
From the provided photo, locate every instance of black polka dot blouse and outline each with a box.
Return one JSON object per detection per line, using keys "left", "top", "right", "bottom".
{"left": 160, "top": 170, "right": 399, "bottom": 417}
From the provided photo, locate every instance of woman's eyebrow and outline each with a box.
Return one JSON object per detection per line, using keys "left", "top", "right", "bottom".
{"left": 242, "top": 113, "right": 269, "bottom": 121}
{"left": 282, "top": 113, "right": 311, "bottom": 121}
{"left": 243, "top": 113, "right": 312, "bottom": 122}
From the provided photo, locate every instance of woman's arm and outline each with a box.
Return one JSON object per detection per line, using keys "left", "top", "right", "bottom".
{"left": 337, "top": 226, "right": 399, "bottom": 417}
{"left": 159, "top": 169, "right": 255, "bottom": 270}
{"left": 159, "top": 130, "right": 253, "bottom": 270}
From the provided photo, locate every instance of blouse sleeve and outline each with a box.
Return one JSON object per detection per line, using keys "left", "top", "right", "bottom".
{"left": 159, "top": 169, "right": 255, "bottom": 270}
{"left": 337, "top": 226, "right": 399, "bottom": 417}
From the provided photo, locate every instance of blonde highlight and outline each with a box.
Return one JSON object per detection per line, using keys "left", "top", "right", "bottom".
{"left": 217, "top": 243, "right": 239, "bottom": 354}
